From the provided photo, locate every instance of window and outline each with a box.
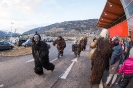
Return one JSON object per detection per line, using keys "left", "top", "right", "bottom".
{"left": 123, "top": 0, "right": 132, "bottom": 6}
{"left": 128, "top": 16, "right": 133, "bottom": 31}
{"left": 125, "top": 8, "right": 130, "bottom": 18}
{"left": 3, "top": 41, "right": 8, "bottom": 45}
{"left": 127, "top": 1, "right": 133, "bottom": 17}
{"left": 0, "top": 42, "right": 4, "bottom": 45}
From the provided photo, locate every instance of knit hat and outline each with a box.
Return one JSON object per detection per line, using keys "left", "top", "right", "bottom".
{"left": 112, "top": 36, "right": 119, "bottom": 41}
{"left": 100, "top": 29, "right": 109, "bottom": 38}
{"left": 129, "top": 47, "right": 133, "bottom": 58}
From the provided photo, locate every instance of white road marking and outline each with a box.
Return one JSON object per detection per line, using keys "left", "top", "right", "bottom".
{"left": 26, "top": 59, "right": 34, "bottom": 63}
{"left": 60, "top": 58, "right": 77, "bottom": 79}
{"left": 0, "top": 84, "right": 4, "bottom": 87}
{"left": 50, "top": 58, "right": 58, "bottom": 62}
{"left": 26, "top": 58, "right": 58, "bottom": 63}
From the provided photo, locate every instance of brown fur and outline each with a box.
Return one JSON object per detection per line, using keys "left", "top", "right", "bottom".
{"left": 72, "top": 43, "right": 81, "bottom": 55}
{"left": 80, "top": 39, "right": 86, "bottom": 51}
{"left": 53, "top": 38, "right": 66, "bottom": 54}
{"left": 84, "top": 37, "right": 88, "bottom": 46}
{"left": 32, "top": 34, "right": 55, "bottom": 74}
{"left": 90, "top": 37, "right": 112, "bottom": 85}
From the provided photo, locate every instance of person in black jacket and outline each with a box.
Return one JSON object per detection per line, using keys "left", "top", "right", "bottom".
{"left": 32, "top": 33, "right": 55, "bottom": 75}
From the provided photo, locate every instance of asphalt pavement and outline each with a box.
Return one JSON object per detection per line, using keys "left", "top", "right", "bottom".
{"left": 0, "top": 41, "right": 133, "bottom": 88}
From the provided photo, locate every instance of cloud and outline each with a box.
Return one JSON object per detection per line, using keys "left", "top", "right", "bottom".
{"left": 0, "top": 0, "right": 107, "bottom": 34}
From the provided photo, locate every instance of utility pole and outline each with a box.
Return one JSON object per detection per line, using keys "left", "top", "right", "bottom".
{"left": 11, "top": 22, "right": 14, "bottom": 37}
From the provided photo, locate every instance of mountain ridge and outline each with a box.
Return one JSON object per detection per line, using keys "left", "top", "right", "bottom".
{"left": 23, "top": 19, "right": 101, "bottom": 35}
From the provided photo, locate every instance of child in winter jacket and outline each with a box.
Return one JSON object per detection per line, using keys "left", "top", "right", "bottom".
{"left": 117, "top": 47, "right": 133, "bottom": 88}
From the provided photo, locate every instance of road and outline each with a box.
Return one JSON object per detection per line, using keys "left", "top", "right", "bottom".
{"left": 0, "top": 41, "right": 132, "bottom": 88}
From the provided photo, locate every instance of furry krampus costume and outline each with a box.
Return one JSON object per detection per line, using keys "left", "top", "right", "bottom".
{"left": 32, "top": 33, "right": 55, "bottom": 75}
{"left": 80, "top": 37, "right": 86, "bottom": 51}
{"left": 89, "top": 29, "right": 112, "bottom": 86}
{"left": 53, "top": 36, "right": 66, "bottom": 58}
{"left": 72, "top": 40, "right": 81, "bottom": 58}
{"left": 84, "top": 37, "right": 88, "bottom": 49}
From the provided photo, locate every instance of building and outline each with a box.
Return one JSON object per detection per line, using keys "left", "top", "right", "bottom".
{"left": 97, "top": 0, "right": 133, "bottom": 40}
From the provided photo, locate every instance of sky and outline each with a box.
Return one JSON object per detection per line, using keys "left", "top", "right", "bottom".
{"left": 0, "top": 0, "right": 106, "bottom": 34}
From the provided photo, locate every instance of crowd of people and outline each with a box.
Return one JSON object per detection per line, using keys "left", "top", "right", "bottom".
{"left": 31, "top": 30, "right": 133, "bottom": 88}
{"left": 89, "top": 29, "right": 133, "bottom": 88}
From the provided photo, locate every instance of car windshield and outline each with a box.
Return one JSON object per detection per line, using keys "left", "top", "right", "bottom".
{"left": 3, "top": 41, "right": 9, "bottom": 45}
{"left": 25, "top": 39, "right": 32, "bottom": 43}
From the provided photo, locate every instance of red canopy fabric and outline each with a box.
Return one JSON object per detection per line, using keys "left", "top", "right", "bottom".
{"left": 109, "top": 20, "right": 128, "bottom": 38}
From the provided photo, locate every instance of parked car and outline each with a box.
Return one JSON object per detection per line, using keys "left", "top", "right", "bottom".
{"left": 45, "top": 38, "right": 50, "bottom": 42}
{"left": 17, "top": 38, "right": 28, "bottom": 46}
{"left": 0, "top": 41, "right": 14, "bottom": 51}
{"left": 22, "top": 38, "right": 32, "bottom": 47}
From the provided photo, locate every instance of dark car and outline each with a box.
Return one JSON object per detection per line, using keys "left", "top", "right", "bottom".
{"left": 22, "top": 38, "right": 32, "bottom": 47}
{"left": 0, "top": 41, "right": 14, "bottom": 51}
{"left": 17, "top": 38, "right": 28, "bottom": 46}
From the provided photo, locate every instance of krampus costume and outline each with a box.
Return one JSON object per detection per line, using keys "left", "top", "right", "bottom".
{"left": 80, "top": 37, "right": 86, "bottom": 51}
{"left": 53, "top": 36, "right": 66, "bottom": 58}
{"left": 89, "top": 29, "right": 112, "bottom": 88}
{"left": 84, "top": 37, "right": 88, "bottom": 49}
{"left": 72, "top": 40, "right": 81, "bottom": 58}
{"left": 32, "top": 33, "right": 55, "bottom": 75}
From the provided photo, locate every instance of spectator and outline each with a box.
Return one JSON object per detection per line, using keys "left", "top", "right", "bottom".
{"left": 117, "top": 47, "right": 133, "bottom": 88}
{"left": 104, "top": 36, "right": 122, "bottom": 87}
{"left": 120, "top": 39, "right": 126, "bottom": 52}
{"left": 125, "top": 36, "right": 133, "bottom": 60}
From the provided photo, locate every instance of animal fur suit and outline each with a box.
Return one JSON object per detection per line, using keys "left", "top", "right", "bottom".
{"left": 72, "top": 43, "right": 81, "bottom": 57}
{"left": 90, "top": 37, "right": 112, "bottom": 85}
{"left": 53, "top": 36, "right": 66, "bottom": 55}
{"left": 32, "top": 34, "right": 55, "bottom": 75}
{"left": 80, "top": 39, "right": 86, "bottom": 51}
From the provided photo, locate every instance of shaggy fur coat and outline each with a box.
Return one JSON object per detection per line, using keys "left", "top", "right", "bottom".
{"left": 53, "top": 37, "right": 66, "bottom": 54}
{"left": 90, "top": 37, "right": 112, "bottom": 85}
{"left": 32, "top": 34, "right": 55, "bottom": 75}
{"left": 80, "top": 39, "right": 86, "bottom": 51}
{"left": 72, "top": 43, "right": 81, "bottom": 56}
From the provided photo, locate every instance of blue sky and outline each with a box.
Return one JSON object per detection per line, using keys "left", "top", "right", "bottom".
{"left": 0, "top": 0, "right": 106, "bottom": 34}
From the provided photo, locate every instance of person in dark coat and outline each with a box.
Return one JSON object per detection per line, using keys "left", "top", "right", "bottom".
{"left": 72, "top": 40, "right": 81, "bottom": 58}
{"left": 53, "top": 36, "right": 66, "bottom": 58}
{"left": 89, "top": 29, "right": 112, "bottom": 88}
{"left": 125, "top": 36, "right": 133, "bottom": 60}
{"left": 32, "top": 33, "right": 55, "bottom": 75}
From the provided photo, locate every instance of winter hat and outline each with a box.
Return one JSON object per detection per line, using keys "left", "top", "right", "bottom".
{"left": 129, "top": 47, "right": 133, "bottom": 58}
{"left": 100, "top": 29, "right": 109, "bottom": 38}
{"left": 112, "top": 36, "right": 119, "bottom": 41}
